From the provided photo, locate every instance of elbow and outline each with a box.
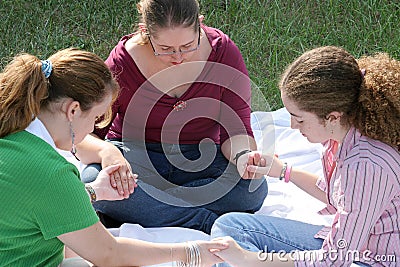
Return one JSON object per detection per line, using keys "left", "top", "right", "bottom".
{"left": 87, "top": 247, "right": 118, "bottom": 267}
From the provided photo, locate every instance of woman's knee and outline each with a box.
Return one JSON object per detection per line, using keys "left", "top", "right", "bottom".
{"left": 234, "top": 179, "right": 268, "bottom": 212}
{"left": 80, "top": 163, "right": 102, "bottom": 183}
{"left": 211, "top": 213, "right": 267, "bottom": 252}
{"left": 211, "top": 212, "right": 250, "bottom": 237}
{"left": 251, "top": 179, "right": 268, "bottom": 205}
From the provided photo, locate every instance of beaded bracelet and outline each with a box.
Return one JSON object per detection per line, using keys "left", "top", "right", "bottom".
{"left": 85, "top": 184, "right": 97, "bottom": 203}
{"left": 284, "top": 165, "right": 292, "bottom": 183}
{"left": 278, "top": 163, "right": 292, "bottom": 183}
{"left": 279, "top": 162, "right": 288, "bottom": 181}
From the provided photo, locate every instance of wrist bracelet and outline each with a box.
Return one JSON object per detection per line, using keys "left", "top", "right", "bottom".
{"left": 284, "top": 165, "right": 292, "bottom": 183}
{"left": 85, "top": 184, "right": 97, "bottom": 203}
{"left": 233, "top": 149, "right": 252, "bottom": 165}
{"left": 279, "top": 162, "right": 288, "bottom": 180}
{"left": 176, "top": 241, "right": 201, "bottom": 267}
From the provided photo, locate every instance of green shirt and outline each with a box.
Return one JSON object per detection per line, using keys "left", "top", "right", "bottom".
{"left": 0, "top": 131, "right": 99, "bottom": 266}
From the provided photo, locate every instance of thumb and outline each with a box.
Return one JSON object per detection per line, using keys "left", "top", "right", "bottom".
{"left": 246, "top": 165, "right": 269, "bottom": 175}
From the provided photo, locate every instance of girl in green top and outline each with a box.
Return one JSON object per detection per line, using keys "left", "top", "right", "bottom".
{"left": 0, "top": 48, "right": 228, "bottom": 266}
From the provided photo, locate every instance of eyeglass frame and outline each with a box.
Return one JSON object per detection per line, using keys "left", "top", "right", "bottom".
{"left": 147, "top": 26, "right": 201, "bottom": 56}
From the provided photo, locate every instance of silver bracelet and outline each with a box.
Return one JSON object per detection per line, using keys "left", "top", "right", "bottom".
{"left": 176, "top": 242, "right": 201, "bottom": 267}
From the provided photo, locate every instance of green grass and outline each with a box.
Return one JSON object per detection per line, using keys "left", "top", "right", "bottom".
{"left": 1, "top": 0, "right": 399, "bottom": 110}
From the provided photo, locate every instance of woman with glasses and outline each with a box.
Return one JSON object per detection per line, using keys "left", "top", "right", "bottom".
{"left": 76, "top": 0, "right": 268, "bottom": 234}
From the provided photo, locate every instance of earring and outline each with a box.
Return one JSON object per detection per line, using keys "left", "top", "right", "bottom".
{"left": 69, "top": 122, "right": 80, "bottom": 161}
{"left": 325, "top": 114, "right": 335, "bottom": 135}
{"left": 138, "top": 23, "right": 147, "bottom": 34}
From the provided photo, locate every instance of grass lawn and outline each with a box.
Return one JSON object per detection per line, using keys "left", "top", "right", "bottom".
{"left": 1, "top": 0, "right": 399, "bottom": 110}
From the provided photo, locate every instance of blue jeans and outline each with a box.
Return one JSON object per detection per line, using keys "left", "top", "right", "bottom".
{"left": 82, "top": 141, "right": 268, "bottom": 234}
{"left": 211, "top": 213, "right": 370, "bottom": 267}
{"left": 211, "top": 213, "right": 324, "bottom": 252}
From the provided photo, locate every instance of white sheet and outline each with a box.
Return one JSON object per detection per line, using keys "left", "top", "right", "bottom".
{"left": 63, "top": 108, "right": 333, "bottom": 267}
{"left": 252, "top": 108, "right": 332, "bottom": 226}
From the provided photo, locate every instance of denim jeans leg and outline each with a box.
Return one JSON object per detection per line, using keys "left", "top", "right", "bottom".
{"left": 83, "top": 141, "right": 267, "bottom": 234}
{"left": 92, "top": 142, "right": 220, "bottom": 233}
{"left": 211, "top": 213, "right": 324, "bottom": 267}
{"left": 82, "top": 141, "right": 267, "bottom": 215}
{"left": 164, "top": 147, "right": 268, "bottom": 215}
{"left": 80, "top": 163, "right": 101, "bottom": 183}
{"left": 94, "top": 180, "right": 219, "bottom": 233}
{"left": 211, "top": 213, "right": 324, "bottom": 251}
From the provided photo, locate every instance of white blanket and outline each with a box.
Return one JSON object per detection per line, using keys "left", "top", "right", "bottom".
{"left": 252, "top": 108, "right": 332, "bottom": 226}
{"left": 63, "top": 108, "right": 333, "bottom": 267}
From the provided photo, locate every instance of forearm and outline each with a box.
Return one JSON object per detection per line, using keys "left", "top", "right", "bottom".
{"left": 287, "top": 168, "right": 327, "bottom": 204}
{"left": 109, "top": 238, "right": 187, "bottom": 266}
{"left": 60, "top": 223, "right": 188, "bottom": 266}
{"left": 221, "top": 134, "right": 257, "bottom": 163}
{"left": 75, "top": 134, "right": 121, "bottom": 165}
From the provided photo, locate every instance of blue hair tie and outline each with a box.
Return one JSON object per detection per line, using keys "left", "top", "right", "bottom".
{"left": 41, "top": 60, "right": 53, "bottom": 78}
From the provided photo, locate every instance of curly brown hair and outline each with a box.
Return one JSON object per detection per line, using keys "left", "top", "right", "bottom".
{"left": 279, "top": 46, "right": 400, "bottom": 150}
{"left": 357, "top": 53, "right": 400, "bottom": 150}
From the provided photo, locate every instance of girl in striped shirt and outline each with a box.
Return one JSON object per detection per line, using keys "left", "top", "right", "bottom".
{"left": 210, "top": 46, "right": 400, "bottom": 267}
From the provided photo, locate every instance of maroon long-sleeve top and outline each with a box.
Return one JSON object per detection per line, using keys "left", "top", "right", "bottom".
{"left": 95, "top": 25, "right": 253, "bottom": 145}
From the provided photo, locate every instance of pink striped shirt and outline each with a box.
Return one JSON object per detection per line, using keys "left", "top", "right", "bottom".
{"left": 295, "top": 127, "right": 400, "bottom": 266}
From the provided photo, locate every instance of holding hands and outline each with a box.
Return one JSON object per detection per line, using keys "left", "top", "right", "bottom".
{"left": 185, "top": 240, "right": 229, "bottom": 267}
{"left": 212, "top": 236, "right": 293, "bottom": 267}
{"left": 99, "top": 144, "right": 138, "bottom": 198}
{"left": 237, "top": 151, "right": 285, "bottom": 179}
{"left": 236, "top": 150, "right": 265, "bottom": 179}
{"left": 211, "top": 236, "right": 252, "bottom": 267}
{"left": 88, "top": 164, "right": 138, "bottom": 201}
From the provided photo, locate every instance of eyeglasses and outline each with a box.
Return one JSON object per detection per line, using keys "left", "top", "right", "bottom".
{"left": 148, "top": 27, "right": 201, "bottom": 56}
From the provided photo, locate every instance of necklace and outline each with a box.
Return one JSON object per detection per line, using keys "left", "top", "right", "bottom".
{"left": 173, "top": 100, "right": 187, "bottom": 111}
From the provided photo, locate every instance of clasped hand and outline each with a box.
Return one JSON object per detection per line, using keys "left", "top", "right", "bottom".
{"left": 237, "top": 151, "right": 284, "bottom": 179}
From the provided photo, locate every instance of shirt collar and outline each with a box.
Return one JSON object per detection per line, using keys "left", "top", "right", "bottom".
{"left": 25, "top": 118, "right": 57, "bottom": 150}
{"left": 336, "top": 127, "right": 360, "bottom": 166}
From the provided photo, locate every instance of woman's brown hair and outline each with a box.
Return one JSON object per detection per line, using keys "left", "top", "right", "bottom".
{"left": 279, "top": 46, "right": 400, "bottom": 149}
{"left": 136, "top": 0, "right": 200, "bottom": 41}
{"left": 0, "top": 48, "right": 119, "bottom": 138}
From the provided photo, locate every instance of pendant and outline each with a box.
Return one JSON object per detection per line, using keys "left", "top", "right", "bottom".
{"left": 173, "top": 100, "right": 187, "bottom": 111}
